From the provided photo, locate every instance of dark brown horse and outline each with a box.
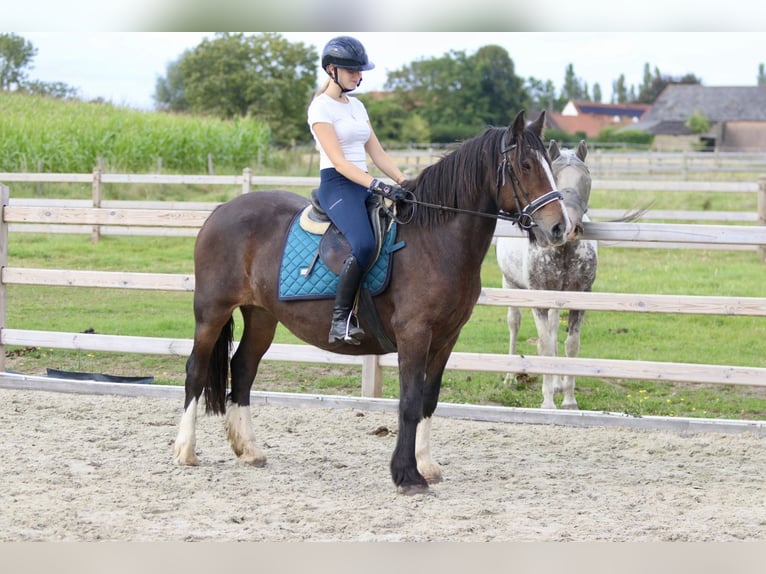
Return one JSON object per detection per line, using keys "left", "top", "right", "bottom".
{"left": 173, "top": 110, "right": 572, "bottom": 493}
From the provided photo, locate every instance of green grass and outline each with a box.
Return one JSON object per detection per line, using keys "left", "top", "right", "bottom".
{"left": 3, "top": 228, "right": 765, "bottom": 420}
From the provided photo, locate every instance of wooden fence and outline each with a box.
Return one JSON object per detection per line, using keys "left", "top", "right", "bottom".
{"left": 388, "top": 149, "right": 766, "bottom": 180}
{"left": 2, "top": 174, "right": 766, "bottom": 396}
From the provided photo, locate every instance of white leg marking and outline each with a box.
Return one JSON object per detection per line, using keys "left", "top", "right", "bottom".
{"left": 224, "top": 403, "right": 266, "bottom": 467}
{"left": 415, "top": 417, "right": 442, "bottom": 484}
{"left": 174, "top": 398, "right": 199, "bottom": 465}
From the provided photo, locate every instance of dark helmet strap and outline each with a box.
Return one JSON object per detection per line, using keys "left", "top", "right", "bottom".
{"left": 329, "top": 66, "right": 361, "bottom": 93}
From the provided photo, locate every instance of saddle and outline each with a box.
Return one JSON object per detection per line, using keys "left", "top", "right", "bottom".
{"left": 298, "top": 189, "right": 396, "bottom": 275}
{"left": 291, "top": 189, "right": 400, "bottom": 354}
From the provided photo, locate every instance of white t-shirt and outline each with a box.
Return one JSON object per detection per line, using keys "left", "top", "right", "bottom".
{"left": 307, "top": 93, "right": 371, "bottom": 171}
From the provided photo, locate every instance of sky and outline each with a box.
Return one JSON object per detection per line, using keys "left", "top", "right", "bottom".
{"left": 13, "top": 31, "right": 766, "bottom": 112}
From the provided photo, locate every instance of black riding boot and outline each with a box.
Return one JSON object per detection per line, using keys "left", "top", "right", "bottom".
{"left": 328, "top": 255, "right": 366, "bottom": 345}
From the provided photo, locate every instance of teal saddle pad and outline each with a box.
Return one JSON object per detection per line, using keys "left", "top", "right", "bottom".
{"left": 278, "top": 211, "right": 402, "bottom": 301}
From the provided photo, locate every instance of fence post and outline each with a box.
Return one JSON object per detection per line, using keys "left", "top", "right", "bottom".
{"left": 361, "top": 355, "right": 382, "bottom": 398}
{"left": 241, "top": 167, "right": 252, "bottom": 195}
{"left": 0, "top": 185, "right": 8, "bottom": 373}
{"left": 758, "top": 176, "right": 766, "bottom": 263}
{"left": 36, "top": 159, "right": 44, "bottom": 196}
{"left": 91, "top": 166, "right": 103, "bottom": 243}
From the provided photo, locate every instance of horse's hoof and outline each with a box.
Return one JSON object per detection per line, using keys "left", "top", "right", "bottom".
{"left": 561, "top": 403, "right": 579, "bottom": 410}
{"left": 240, "top": 453, "right": 267, "bottom": 467}
{"left": 174, "top": 452, "right": 199, "bottom": 466}
{"left": 419, "top": 466, "right": 443, "bottom": 484}
{"left": 397, "top": 483, "right": 431, "bottom": 496}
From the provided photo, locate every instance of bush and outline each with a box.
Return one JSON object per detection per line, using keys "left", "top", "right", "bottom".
{"left": 597, "top": 126, "right": 654, "bottom": 146}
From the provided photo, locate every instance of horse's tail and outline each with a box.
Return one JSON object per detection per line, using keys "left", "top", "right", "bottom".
{"left": 606, "top": 200, "right": 654, "bottom": 223}
{"left": 203, "top": 316, "right": 234, "bottom": 415}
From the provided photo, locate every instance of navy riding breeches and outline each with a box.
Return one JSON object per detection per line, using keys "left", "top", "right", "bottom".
{"left": 317, "top": 168, "right": 376, "bottom": 269}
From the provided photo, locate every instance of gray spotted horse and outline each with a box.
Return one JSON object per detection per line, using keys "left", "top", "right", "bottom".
{"left": 495, "top": 140, "right": 597, "bottom": 409}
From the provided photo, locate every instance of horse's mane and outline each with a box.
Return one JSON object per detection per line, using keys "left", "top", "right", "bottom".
{"left": 404, "top": 124, "right": 547, "bottom": 228}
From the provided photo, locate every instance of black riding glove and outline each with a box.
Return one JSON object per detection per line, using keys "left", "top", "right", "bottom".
{"left": 369, "top": 178, "right": 408, "bottom": 202}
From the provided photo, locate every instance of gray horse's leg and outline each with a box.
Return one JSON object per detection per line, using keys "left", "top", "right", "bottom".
{"left": 533, "top": 308, "right": 560, "bottom": 409}
{"left": 560, "top": 309, "right": 584, "bottom": 410}
{"left": 503, "top": 305, "right": 523, "bottom": 385}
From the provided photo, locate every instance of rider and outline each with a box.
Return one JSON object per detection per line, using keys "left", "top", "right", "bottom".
{"left": 307, "top": 35, "right": 408, "bottom": 345}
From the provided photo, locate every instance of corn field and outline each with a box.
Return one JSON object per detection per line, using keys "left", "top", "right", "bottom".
{"left": 0, "top": 92, "right": 271, "bottom": 174}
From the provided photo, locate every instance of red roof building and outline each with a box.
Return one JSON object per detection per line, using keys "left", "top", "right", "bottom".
{"left": 547, "top": 100, "right": 652, "bottom": 138}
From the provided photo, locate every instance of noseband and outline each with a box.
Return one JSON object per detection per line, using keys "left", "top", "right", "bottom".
{"left": 496, "top": 133, "right": 563, "bottom": 230}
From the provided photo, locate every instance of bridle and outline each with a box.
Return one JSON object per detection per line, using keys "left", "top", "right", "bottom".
{"left": 495, "top": 132, "right": 563, "bottom": 230}
{"left": 396, "top": 132, "right": 564, "bottom": 229}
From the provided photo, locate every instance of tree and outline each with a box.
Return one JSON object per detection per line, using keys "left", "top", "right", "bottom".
{"left": 472, "top": 45, "right": 527, "bottom": 126}
{"left": 155, "top": 33, "right": 317, "bottom": 144}
{"left": 154, "top": 58, "right": 188, "bottom": 112}
{"left": 685, "top": 109, "right": 710, "bottom": 134}
{"left": 637, "top": 62, "right": 655, "bottom": 102}
{"left": 592, "top": 83, "right": 602, "bottom": 103}
{"left": 525, "top": 76, "right": 558, "bottom": 111}
{"left": 20, "top": 79, "right": 79, "bottom": 99}
{"left": 636, "top": 62, "right": 702, "bottom": 104}
{"left": 361, "top": 93, "right": 430, "bottom": 144}
{"left": 560, "top": 63, "right": 588, "bottom": 104}
{"left": 0, "top": 33, "right": 78, "bottom": 99}
{"left": 384, "top": 45, "right": 527, "bottom": 142}
{"left": 0, "top": 33, "right": 36, "bottom": 91}
{"left": 612, "top": 75, "right": 628, "bottom": 103}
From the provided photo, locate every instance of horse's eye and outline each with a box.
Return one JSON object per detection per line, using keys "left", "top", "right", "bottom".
{"left": 521, "top": 160, "right": 532, "bottom": 171}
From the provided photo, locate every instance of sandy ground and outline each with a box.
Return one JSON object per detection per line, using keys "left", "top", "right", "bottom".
{"left": 1, "top": 388, "right": 764, "bottom": 542}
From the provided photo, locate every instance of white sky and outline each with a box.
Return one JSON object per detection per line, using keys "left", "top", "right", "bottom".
{"left": 15, "top": 32, "right": 766, "bottom": 111}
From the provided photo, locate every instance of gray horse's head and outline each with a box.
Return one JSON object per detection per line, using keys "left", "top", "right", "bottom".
{"left": 548, "top": 139, "right": 591, "bottom": 240}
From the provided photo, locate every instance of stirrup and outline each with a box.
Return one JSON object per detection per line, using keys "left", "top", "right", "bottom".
{"left": 344, "top": 313, "right": 365, "bottom": 342}
{"left": 329, "top": 313, "right": 364, "bottom": 345}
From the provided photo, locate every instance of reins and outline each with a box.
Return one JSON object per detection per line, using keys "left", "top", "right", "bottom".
{"left": 395, "top": 132, "right": 563, "bottom": 230}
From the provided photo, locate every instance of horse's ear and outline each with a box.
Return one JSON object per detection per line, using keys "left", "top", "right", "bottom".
{"left": 511, "top": 110, "right": 527, "bottom": 138}
{"left": 576, "top": 139, "right": 588, "bottom": 161}
{"left": 548, "top": 139, "right": 560, "bottom": 161}
{"left": 527, "top": 110, "right": 546, "bottom": 138}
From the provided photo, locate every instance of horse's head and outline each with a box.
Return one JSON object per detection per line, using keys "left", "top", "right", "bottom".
{"left": 498, "top": 110, "right": 571, "bottom": 247}
{"left": 549, "top": 139, "right": 592, "bottom": 240}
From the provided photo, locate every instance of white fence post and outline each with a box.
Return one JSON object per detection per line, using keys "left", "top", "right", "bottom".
{"left": 361, "top": 355, "right": 383, "bottom": 398}
{"left": 241, "top": 167, "right": 252, "bottom": 195}
{"left": 758, "top": 176, "right": 766, "bottom": 263}
{"left": 91, "top": 167, "right": 102, "bottom": 243}
{"left": 0, "top": 185, "right": 8, "bottom": 373}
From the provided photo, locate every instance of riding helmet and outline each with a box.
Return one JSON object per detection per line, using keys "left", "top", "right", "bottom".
{"left": 321, "top": 36, "right": 375, "bottom": 71}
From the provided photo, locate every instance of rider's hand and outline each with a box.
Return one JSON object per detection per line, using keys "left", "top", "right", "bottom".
{"left": 369, "top": 178, "right": 408, "bottom": 202}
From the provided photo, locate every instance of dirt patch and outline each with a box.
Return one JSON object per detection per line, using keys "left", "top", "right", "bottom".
{"left": 1, "top": 388, "right": 764, "bottom": 541}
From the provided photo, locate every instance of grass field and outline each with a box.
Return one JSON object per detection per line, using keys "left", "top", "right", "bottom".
{"left": 3, "top": 226, "right": 765, "bottom": 420}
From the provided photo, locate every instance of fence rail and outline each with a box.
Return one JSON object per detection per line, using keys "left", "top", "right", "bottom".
{"left": 388, "top": 150, "right": 766, "bottom": 179}
{"left": 2, "top": 175, "right": 766, "bottom": 394}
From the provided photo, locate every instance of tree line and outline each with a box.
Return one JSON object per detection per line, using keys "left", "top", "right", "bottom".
{"left": 3, "top": 32, "right": 765, "bottom": 147}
